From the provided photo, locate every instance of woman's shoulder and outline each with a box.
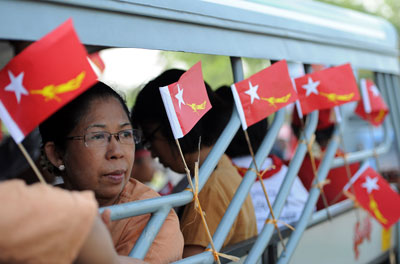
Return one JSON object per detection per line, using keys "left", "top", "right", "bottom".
{"left": 118, "top": 178, "right": 161, "bottom": 204}
{"left": 203, "top": 154, "right": 242, "bottom": 192}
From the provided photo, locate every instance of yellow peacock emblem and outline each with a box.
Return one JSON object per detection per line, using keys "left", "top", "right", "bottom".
{"left": 30, "top": 71, "right": 86, "bottom": 102}
{"left": 261, "top": 93, "right": 291, "bottom": 108}
{"left": 319, "top": 91, "right": 354, "bottom": 103}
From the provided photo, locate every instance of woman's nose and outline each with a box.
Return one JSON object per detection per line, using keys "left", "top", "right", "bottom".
{"left": 106, "top": 135, "right": 124, "bottom": 159}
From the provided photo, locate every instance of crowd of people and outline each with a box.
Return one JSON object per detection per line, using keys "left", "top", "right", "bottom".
{"left": 1, "top": 65, "right": 356, "bottom": 263}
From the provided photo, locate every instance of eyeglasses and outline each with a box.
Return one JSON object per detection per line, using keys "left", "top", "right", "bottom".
{"left": 66, "top": 129, "right": 141, "bottom": 148}
{"left": 142, "top": 126, "right": 161, "bottom": 149}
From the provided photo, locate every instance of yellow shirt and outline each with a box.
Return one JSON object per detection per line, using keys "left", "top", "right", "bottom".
{"left": 180, "top": 155, "right": 257, "bottom": 248}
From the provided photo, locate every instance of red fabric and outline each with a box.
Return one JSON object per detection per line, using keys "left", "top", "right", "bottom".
{"left": 166, "top": 62, "right": 211, "bottom": 136}
{"left": 89, "top": 52, "right": 106, "bottom": 73}
{"left": 298, "top": 150, "right": 359, "bottom": 210}
{"left": 232, "top": 60, "right": 298, "bottom": 128}
{"left": 234, "top": 155, "right": 283, "bottom": 181}
{"left": 294, "top": 64, "right": 360, "bottom": 115}
{"left": 0, "top": 19, "right": 97, "bottom": 141}
{"left": 350, "top": 166, "right": 400, "bottom": 229}
{"left": 355, "top": 79, "right": 388, "bottom": 127}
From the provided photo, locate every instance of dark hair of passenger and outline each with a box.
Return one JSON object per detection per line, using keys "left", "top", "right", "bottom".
{"left": 132, "top": 69, "right": 230, "bottom": 154}
{"left": 215, "top": 85, "right": 269, "bottom": 158}
{"left": 39, "top": 81, "right": 131, "bottom": 152}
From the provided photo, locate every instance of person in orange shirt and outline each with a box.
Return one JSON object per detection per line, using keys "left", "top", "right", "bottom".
{"left": 39, "top": 82, "right": 183, "bottom": 263}
{"left": 291, "top": 109, "right": 359, "bottom": 210}
{"left": 0, "top": 179, "right": 146, "bottom": 264}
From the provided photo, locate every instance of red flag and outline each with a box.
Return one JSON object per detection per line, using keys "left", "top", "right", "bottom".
{"left": 294, "top": 64, "right": 360, "bottom": 115}
{"left": 0, "top": 19, "right": 97, "bottom": 143}
{"left": 231, "top": 60, "right": 298, "bottom": 130}
{"left": 89, "top": 52, "right": 106, "bottom": 73}
{"left": 159, "top": 62, "right": 212, "bottom": 139}
{"left": 344, "top": 164, "right": 400, "bottom": 229}
{"left": 355, "top": 79, "right": 388, "bottom": 126}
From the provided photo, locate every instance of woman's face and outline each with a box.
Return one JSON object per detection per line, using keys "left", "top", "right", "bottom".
{"left": 142, "top": 123, "right": 185, "bottom": 174}
{"left": 63, "top": 97, "right": 135, "bottom": 206}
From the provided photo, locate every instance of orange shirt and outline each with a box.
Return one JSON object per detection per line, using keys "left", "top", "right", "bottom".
{"left": 0, "top": 180, "right": 97, "bottom": 264}
{"left": 110, "top": 178, "right": 184, "bottom": 263}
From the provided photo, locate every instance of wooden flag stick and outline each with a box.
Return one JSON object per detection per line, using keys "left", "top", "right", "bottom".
{"left": 174, "top": 138, "right": 229, "bottom": 264}
{"left": 298, "top": 118, "right": 332, "bottom": 220}
{"left": 17, "top": 143, "right": 46, "bottom": 184}
{"left": 337, "top": 130, "right": 361, "bottom": 222}
{"left": 243, "top": 129, "right": 288, "bottom": 251}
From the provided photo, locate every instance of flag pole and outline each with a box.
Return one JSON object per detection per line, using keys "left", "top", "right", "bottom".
{"left": 174, "top": 138, "right": 238, "bottom": 263}
{"left": 243, "top": 129, "right": 290, "bottom": 251}
{"left": 335, "top": 118, "right": 361, "bottom": 222}
{"left": 17, "top": 143, "right": 46, "bottom": 184}
{"left": 298, "top": 117, "right": 332, "bottom": 220}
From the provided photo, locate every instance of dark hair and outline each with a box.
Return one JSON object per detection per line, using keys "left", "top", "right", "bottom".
{"left": 132, "top": 69, "right": 230, "bottom": 154}
{"left": 215, "top": 85, "right": 269, "bottom": 158}
{"left": 39, "top": 82, "right": 131, "bottom": 152}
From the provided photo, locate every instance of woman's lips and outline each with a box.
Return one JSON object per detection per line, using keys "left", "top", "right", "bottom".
{"left": 104, "top": 170, "right": 125, "bottom": 184}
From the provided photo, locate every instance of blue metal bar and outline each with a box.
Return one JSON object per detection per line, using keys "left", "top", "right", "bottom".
{"left": 277, "top": 125, "right": 341, "bottom": 264}
{"left": 129, "top": 206, "right": 171, "bottom": 259}
{"left": 213, "top": 108, "right": 285, "bottom": 250}
{"left": 99, "top": 191, "right": 192, "bottom": 220}
{"left": 174, "top": 106, "right": 285, "bottom": 264}
{"left": 383, "top": 74, "right": 400, "bottom": 154}
{"left": 331, "top": 116, "right": 391, "bottom": 168}
{"left": 244, "top": 110, "right": 319, "bottom": 263}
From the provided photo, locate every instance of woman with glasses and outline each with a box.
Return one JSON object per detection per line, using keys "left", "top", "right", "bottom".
{"left": 132, "top": 70, "right": 257, "bottom": 258}
{"left": 39, "top": 82, "right": 184, "bottom": 263}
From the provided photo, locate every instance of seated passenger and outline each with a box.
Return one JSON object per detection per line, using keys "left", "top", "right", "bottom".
{"left": 217, "top": 86, "right": 308, "bottom": 233}
{"left": 132, "top": 69, "right": 257, "bottom": 258}
{"left": 291, "top": 108, "right": 360, "bottom": 210}
{"left": 39, "top": 82, "right": 183, "bottom": 263}
{"left": 0, "top": 179, "right": 145, "bottom": 264}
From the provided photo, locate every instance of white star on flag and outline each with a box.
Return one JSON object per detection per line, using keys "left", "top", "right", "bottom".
{"left": 302, "top": 77, "right": 320, "bottom": 97}
{"left": 5, "top": 70, "right": 28, "bottom": 103}
{"left": 362, "top": 175, "right": 379, "bottom": 193}
{"left": 175, "top": 84, "right": 185, "bottom": 109}
{"left": 244, "top": 81, "right": 260, "bottom": 104}
{"left": 370, "top": 85, "right": 380, "bottom": 97}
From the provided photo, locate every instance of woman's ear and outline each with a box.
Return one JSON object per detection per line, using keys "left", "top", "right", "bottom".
{"left": 44, "top": 142, "right": 64, "bottom": 168}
